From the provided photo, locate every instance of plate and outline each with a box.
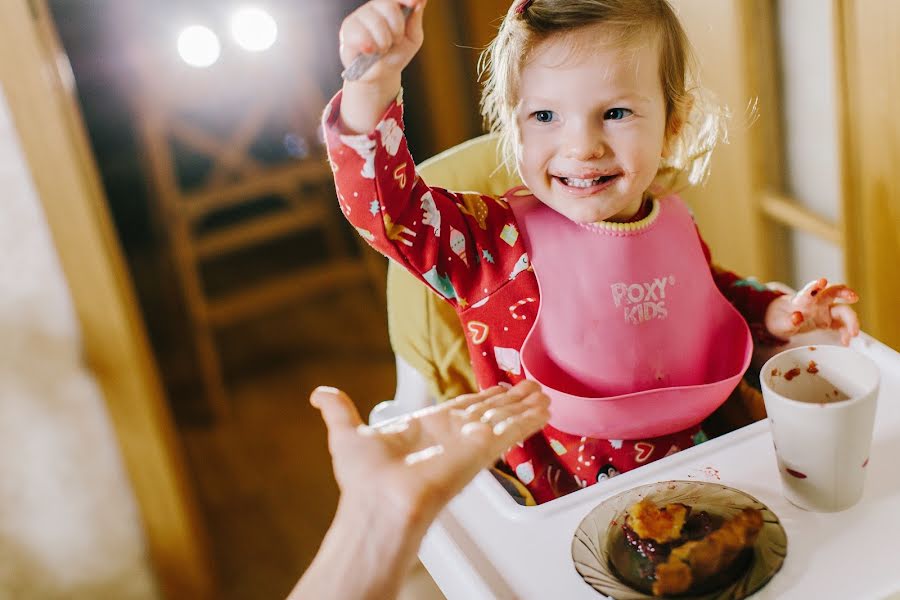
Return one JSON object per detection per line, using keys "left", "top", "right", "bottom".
{"left": 571, "top": 481, "right": 787, "bottom": 599}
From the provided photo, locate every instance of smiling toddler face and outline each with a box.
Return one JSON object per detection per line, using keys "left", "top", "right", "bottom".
{"left": 516, "top": 26, "right": 668, "bottom": 223}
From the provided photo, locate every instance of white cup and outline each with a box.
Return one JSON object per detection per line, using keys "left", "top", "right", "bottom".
{"left": 760, "top": 345, "right": 880, "bottom": 512}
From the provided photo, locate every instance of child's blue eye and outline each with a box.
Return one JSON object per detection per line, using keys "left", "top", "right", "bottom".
{"left": 604, "top": 108, "right": 633, "bottom": 120}
{"left": 533, "top": 110, "right": 555, "bottom": 123}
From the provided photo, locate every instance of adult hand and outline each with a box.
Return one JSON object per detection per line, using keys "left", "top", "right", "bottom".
{"left": 312, "top": 380, "right": 550, "bottom": 526}
{"left": 290, "top": 381, "right": 549, "bottom": 600}
{"left": 764, "top": 278, "right": 860, "bottom": 345}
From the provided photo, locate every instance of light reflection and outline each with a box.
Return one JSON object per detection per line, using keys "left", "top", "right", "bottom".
{"left": 230, "top": 7, "right": 278, "bottom": 52}
{"left": 177, "top": 25, "right": 220, "bottom": 68}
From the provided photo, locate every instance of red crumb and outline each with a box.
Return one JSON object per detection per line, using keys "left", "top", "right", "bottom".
{"left": 703, "top": 467, "right": 721, "bottom": 480}
{"left": 808, "top": 346, "right": 817, "bottom": 351}
{"left": 806, "top": 360, "right": 819, "bottom": 374}
{"left": 785, "top": 367, "right": 802, "bottom": 381}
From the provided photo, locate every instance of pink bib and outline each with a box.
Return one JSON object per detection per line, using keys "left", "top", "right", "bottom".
{"left": 509, "top": 191, "right": 752, "bottom": 439}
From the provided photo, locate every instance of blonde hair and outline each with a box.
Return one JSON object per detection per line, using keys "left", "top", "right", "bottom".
{"left": 479, "top": 0, "right": 727, "bottom": 191}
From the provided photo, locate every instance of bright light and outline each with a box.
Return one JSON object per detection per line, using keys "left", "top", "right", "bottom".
{"left": 177, "top": 25, "right": 221, "bottom": 67}
{"left": 230, "top": 7, "right": 278, "bottom": 52}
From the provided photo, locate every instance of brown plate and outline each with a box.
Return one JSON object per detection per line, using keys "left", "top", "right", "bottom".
{"left": 572, "top": 481, "right": 787, "bottom": 599}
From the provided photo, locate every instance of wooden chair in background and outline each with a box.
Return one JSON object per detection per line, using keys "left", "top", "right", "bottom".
{"left": 122, "top": 11, "right": 386, "bottom": 420}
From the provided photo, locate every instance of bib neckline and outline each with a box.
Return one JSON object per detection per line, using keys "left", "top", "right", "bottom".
{"left": 577, "top": 197, "right": 661, "bottom": 235}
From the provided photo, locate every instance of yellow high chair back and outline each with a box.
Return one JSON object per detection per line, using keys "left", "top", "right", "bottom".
{"left": 386, "top": 134, "right": 519, "bottom": 403}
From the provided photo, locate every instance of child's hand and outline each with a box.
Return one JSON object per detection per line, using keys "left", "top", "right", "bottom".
{"left": 339, "top": 0, "right": 426, "bottom": 85}
{"left": 764, "top": 278, "right": 861, "bottom": 345}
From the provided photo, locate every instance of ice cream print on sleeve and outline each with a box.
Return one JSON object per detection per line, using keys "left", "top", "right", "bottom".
{"left": 338, "top": 133, "right": 377, "bottom": 179}
{"left": 376, "top": 117, "right": 403, "bottom": 156}
{"left": 449, "top": 228, "right": 468, "bottom": 266}
{"left": 421, "top": 191, "right": 441, "bottom": 237}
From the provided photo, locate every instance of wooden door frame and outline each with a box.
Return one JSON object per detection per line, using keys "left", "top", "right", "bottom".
{"left": 835, "top": 0, "right": 900, "bottom": 350}
{"left": 0, "top": 1, "right": 215, "bottom": 597}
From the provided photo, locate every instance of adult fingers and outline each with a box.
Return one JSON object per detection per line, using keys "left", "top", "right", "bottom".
{"left": 310, "top": 386, "right": 364, "bottom": 433}
{"left": 437, "top": 386, "right": 507, "bottom": 414}
{"left": 478, "top": 387, "right": 548, "bottom": 425}
{"left": 490, "top": 404, "right": 551, "bottom": 450}
{"left": 463, "top": 380, "right": 542, "bottom": 421}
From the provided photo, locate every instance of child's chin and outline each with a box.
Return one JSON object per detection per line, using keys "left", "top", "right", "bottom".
{"left": 540, "top": 197, "right": 615, "bottom": 224}
{"left": 564, "top": 206, "right": 615, "bottom": 224}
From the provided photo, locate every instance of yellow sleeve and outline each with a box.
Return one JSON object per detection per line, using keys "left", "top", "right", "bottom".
{"left": 386, "top": 260, "right": 477, "bottom": 402}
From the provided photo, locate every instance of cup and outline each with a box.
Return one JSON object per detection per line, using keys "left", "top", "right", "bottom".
{"left": 760, "top": 345, "right": 880, "bottom": 512}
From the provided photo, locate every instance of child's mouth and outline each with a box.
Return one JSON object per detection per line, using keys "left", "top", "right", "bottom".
{"left": 554, "top": 173, "right": 620, "bottom": 193}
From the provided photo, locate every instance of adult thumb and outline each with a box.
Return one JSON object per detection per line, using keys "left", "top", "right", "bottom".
{"left": 310, "top": 386, "right": 363, "bottom": 432}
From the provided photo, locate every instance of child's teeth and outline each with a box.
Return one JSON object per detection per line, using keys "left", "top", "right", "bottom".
{"left": 563, "top": 177, "right": 602, "bottom": 188}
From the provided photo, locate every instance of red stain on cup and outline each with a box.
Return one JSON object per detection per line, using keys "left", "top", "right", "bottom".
{"left": 785, "top": 468, "right": 808, "bottom": 479}
{"left": 862, "top": 457, "right": 869, "bottom": 468}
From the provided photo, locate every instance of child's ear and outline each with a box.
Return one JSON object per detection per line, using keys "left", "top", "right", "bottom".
{"left": 662, "top": 96, "right": 692, "bottom": 158}
{"left": 662, "top": 118, "right": 681, "bottom": 159}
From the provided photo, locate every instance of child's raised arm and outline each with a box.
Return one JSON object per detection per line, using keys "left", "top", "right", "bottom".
{"left": 323, "top": 0, "right": 525, "bottom": 311}
{"left": 337, "top": 0, "right": 425, "bottom": 135}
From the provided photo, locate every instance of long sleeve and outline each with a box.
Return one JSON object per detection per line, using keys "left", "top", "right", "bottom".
{"left": 696, "top": 232, "right": 786, "bottom": 344}
{"left": 322, "top": 90, "right": 527, "bottom": 310}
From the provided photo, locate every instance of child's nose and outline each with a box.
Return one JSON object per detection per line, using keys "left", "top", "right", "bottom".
{"left": 562, "top": 124, "right": 606, "bottom": 161}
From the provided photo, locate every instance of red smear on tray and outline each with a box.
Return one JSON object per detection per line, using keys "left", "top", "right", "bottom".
{"left": 785, "top": 468, "right": 807, "bottom": 479}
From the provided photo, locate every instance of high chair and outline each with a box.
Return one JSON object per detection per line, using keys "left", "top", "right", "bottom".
{"left": 366, "top": 136, "right": 900, "bottom": 600}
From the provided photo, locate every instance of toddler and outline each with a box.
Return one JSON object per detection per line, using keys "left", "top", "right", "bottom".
{"left": 323, "top": 0, "right": 860, "bottom": 503}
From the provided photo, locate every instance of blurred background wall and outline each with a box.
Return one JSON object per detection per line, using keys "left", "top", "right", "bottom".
{"left": 0, "top": 90, "right": 157, "bottom": 599}
{"left": 778, "top": 0, "right": 845, "bottom": 285}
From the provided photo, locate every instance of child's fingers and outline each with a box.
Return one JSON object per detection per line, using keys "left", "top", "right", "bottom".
{"left": 405, "top": 0, "right": 427, "bottom": 43}
{"left": 358, "top": 5, "right": 395, "bottom": 53}
{"left": 830, "top": 304, "right": 860, "bottom": 345}
{"left": 816, "top": 284, "right": 859, "bottom": 305}
{"left": 370, "top": 0, "right": 410, "bottom": 40}
{"left": 339, "top": 14, "right": 378, "bottom": 61}
{"left": 792, "top": 277, "right": 828, "bottom": 307}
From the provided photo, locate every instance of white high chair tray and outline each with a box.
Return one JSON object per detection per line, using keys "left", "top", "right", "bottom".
{"left": 419, "top": 332, "right": 900, "bottom": 599}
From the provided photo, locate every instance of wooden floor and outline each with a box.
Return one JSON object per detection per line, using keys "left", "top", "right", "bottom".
{"left": 174, "top": 285, "right": 443, "bottom": 599}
